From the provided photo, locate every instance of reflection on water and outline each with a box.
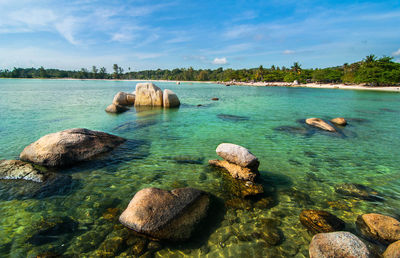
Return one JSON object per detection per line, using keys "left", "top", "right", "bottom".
{"left": 0, "top": 79, "right": 400, "bottom": 257}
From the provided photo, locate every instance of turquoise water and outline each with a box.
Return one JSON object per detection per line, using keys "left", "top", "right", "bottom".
{"left": 0, "top": 79, "right": 400, "bottom": 257}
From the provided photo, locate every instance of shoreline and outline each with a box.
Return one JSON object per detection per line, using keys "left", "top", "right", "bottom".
{"left": 1, "top": 78, "right": 399, "bottom": 92}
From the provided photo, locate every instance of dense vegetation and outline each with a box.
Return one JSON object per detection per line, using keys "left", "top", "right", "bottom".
{"left": 1, "top": 55, "right": 399, "bottom": 86}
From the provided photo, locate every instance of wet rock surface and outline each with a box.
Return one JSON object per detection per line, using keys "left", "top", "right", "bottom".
{"left": 309, "top": 231, "right": 371, "bottom": 258}
{"left": 356, "top": 213, "right": 400, "bottom": 244}
{"left": 119, "top": 187, "right": 210, "bottom": 241}
{"left": 300, "top": 209, "right": 345, "bottom": 234}
{"left": 383, "top": 240, "right": 400, "bottom": 258}
{"left": 20, "top": 128, "right": 126, "bottom": 167}
{"left": 163, "top": 89, "right": 180, "bottom": 108}
{"left": 305, "top": 118, "right": 336, "bottom": 132}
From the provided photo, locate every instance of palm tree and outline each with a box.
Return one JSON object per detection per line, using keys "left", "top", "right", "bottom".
{"left": 291, "top": 62, "right": 302, "bottom": 74}
{"left": 364, "top": 55, "right": 376, "bottom": 64}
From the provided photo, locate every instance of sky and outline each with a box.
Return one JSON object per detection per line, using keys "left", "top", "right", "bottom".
{"left": 0, "top": 0, "right": 400, "bottom": 71}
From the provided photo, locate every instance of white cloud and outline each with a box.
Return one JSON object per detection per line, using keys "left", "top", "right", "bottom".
{"left": 393, "top": 48, "right": 400, "bottom": 56}
{"left": 55, "top": 17, "right": 80, "bottom": 45}
{"left": 212, "top": 57, "right": 228, "bottom": 65}
{"left": 283, "top": 50, "right": 295, "bottom": 55}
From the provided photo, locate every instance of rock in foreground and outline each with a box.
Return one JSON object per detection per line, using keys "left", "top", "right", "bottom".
{"left": 0, "top": 160, "right": 46, "bottom": 182}
{"left": 119, "top": 187, "right": 209, "bottom": 241}
{"left": 216, "top": 143, "right": 259, "bottom": 169}
{"left": 163, "top": 89, "right": 180, "bottom": 108}
{"left": 306, "top": 118, "right": 336, "bottom": 132}
{"left": 134, "top": 83, "right": 163, "bottom": 107}
{"left": 309, "top": 231, "right": 371, "bottom": 258}
{"left": 383, "top": 240, "right": 400, "bottom": 258}
{"left": 356, "top": 213, "right": 400, "bottom": 244}
{"left": 20, "top": 128, "right": 126, "bottom": 167}
{"left": 300, "top": 209, "right": 345, "bottom": 234}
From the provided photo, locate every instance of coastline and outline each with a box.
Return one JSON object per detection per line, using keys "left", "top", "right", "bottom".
{"left": 1, "top": 77, "right": 399, "bottom": 92}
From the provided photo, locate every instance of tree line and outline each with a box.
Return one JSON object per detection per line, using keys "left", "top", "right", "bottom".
{"left": 1, "top": 55, "right": 399, "bottom": 86}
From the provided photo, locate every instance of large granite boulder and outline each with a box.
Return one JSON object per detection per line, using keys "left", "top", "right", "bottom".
{"left": 300, "top": 209, "right": 345, "bottom": 234}
{"left": 105, "top": 104, "right": 129, "bottom": 114}
{"left": 134, "top": 83, "right": 163, "bottom": 107}
{"left": 356, "top": 213, "right": 400, "bottom": 244}
{"left": 20, "top": 128, "right": 126, "bottom": 167}
{"left": 306, "top": 118, "right": 336, "bottom": 132}
{"left": 163, "top": 89, "right": 180, "bottom": 108}
{"left": 208, "top": 159, "right": 258, "bottom": 182}
{"left": 309, "top": 231, "right": 371, "bottom": 258}
{"left": 113, "top": 92, "right": 135, "bottom": 106}
{"left": 119, "top": 187, "right": 209, "bottom": 241}
{"left": 383, "top": 240, "right": 400, "bottom": 258}
{"left": 331, "top": 117, "right": 347, "bottom": 126}
{"left": 216, "top": 143, "right": 259, "bottom": 169}
{"left": 0, "top": 160, "right": 46, "bottom": 182}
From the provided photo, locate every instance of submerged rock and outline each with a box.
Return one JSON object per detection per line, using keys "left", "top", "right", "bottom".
{"left": 216, "top": 143, "right": 259, "bottom": 169}
{"left": 208, "top": 159, "right": 259, "bottom": 182}
{"left": 274, "top": 125, "right": 313, "bottom": 137}
{"left": 134, "top": 83, "right": 163, "bottom": 107}
{"left": 306, "top": 118, "right": 336, "bottom": 132}
{"left": 335, "top": 183, "right": 383, "bottom": 201}
{"left": 211, "top": 97, "right": 219, "bottom": 101}
{"left": 217, "top": 114, "right": 249, "bottom": 122}
{"left": 0, "top": 160, "right": 46, "bottom": 182}
{"left": 105, "top": 103, "right": 129, "bottom": 114}
{"left": 300, "top": 209, "right": 345, "bottom": 234}
{"left": 309, "top": 231, "right": 371, "bottom": 258}
{"left": 331, "top": 117, "right": 347, "bottom": 126}
{"left": 383, "top": 240, "right": 400, "bottom": 258}
{"left": 163, "top": 89, "right": 180, "bottom": 108}
{"left": 119, "top": 187, "right": 209, "bottom": 241}
{"left": 164, "top": 155, "right": 204, "bottom": 165}
{"left": 356, "top": 213, "right": 400, "bottom": 244}
{"left": 20, "top": 128, "right": 126, "bottom": 167}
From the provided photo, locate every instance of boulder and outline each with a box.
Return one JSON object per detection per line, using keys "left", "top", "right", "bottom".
{"left": 331, "top": 117, "right": 347, "bottom": 126}
{"left": 20, "top": 128, "right": 126, "bottom": 167}
{"left": 211, "top": 97, "right": 219, "bottom": 101}
{"left": 309, "top": 231, "right": 371, "bottom": 258}
{"left": 119, "top": 187, "right": 209, "bottom": 241}
{"left": 216, "top": 143, "right": 259, "bottom": 169}
{"left": 383, "top": 240, "right": 400, "bottom": 258}
{"left": 208, "top": 159, "right": 259, "bottom": 182}
{"left": 300, "top": 209, "right": 345, "bottom": 234}
{"left": 306, "top": 118, "right": 336, "bottom": 132}
{"left": 163, "top": 89, "right": 180, "bottom": 108}
{"left": 0, "top": 160, "right": 46, "bottom": 182}
{"left": 113, "top": 92, "right": 135, "bottom": 106}
{"left": 105, "top": 104, "right": 129, "bottom": 114}
{"left": 134, "top": 83, "right": 163, "bottom": 107}
{"left": 356, "top": 213, "right": 400, "bottom": 244}
{"left": 335, "top": 183, "right": 383, "bottom": 201}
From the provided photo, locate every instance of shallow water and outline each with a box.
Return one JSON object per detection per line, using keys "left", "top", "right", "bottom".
{"left": 0, "top": 79, "right": 400, "bottom": 257}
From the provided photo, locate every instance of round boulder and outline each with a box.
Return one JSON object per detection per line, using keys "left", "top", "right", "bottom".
{"left": 105, "top": 104, "right": 129, "bottom": 114}
{"left": 216, "top": 143, "right": 259, "bottom": 169}
{"left": 163, "top": 89, "right": 180, "bottom": 108}
{"left": 309, "top": 231, "right": 371, "bottom": 258}
{"left": 356, "top": 213, "right": 400, "bottom": 244}
{"left": 306, "top": 118, "right": 336, "bottom": 132}
{"left": 383, "top": 240, "right": 400, "bottom": 258}
{"left": 113, "top": 92, "right": 134, "bottom": 106}
{"left": 300, "top": 210, "right": 345, "bottom": 234}
{"left": 119, "top": 187, "right": 209, "bottom": 241}
{"left": 20, "top": 128, "right": 126, "bottom": 167}
{"left": 134, "top": 83, "right": 163, "bottom": 107}
{"left": 331, "top": 117, "right": 347, "bottom": 126}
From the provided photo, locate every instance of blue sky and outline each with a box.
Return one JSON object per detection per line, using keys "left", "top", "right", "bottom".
{"left": 0, "top": 0, "right": 399, "bottom": 71}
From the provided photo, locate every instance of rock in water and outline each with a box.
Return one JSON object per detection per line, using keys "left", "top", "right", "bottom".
{"left": 216, "top": 143, "right": 259, "bottom": 169}
{"left": 113, "top": 92, "right": 135, "bottom": 106}
{"left": 383, "top": 240, "right": 400, "bottom": 258}
{"left": 208, "top": 160, "right": 259, "bottom": 182}
{"left": 356, "top": 213, "right": 400, "bottom": 244}
{"left": 305, "top": 118, "right": 336, "bottom": 132}
{"left": 119, "top": 187, "right": 209, "bottom": 241}
{"left": 105, "top": 103, "right": 129, "bottom": 114}
{"left": 163, "top": 89, "right": 180, "bottom": 108}
{"left": 0, "top": 160, "right": 46, "bottom": 182}
{"left": 20, "top": 128, "right": 126, "bottom": 167}
{"left": 134, "top": 83, "right": 163, "bottom": 107}
{"left": 300, "top": 210, "right": 345, "bottom": 234}
{"left": 309, "top": 231, "right": 371, "bottom": 258}
{"left": 331, "top": 117, "right": 347, "bottom": 126}
{"left": 335, "top": 183, "right": 383, "bottom": 201}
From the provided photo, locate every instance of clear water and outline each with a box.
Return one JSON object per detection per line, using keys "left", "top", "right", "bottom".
{"left": 0, "top": 79, "right": 399, "bottom": 257}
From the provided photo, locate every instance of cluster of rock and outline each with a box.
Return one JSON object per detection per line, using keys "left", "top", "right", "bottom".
{"left": 208, "top": 143, "right": 263, "bottom": 197}
{"left": 305, "top": 117, "right": 347, "bottom": 132}
{"left": 299, "top": 208, "right": 400, "bottom": 257}
{"left": 106, "top": 83, "right": 180, "bottom": 114}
